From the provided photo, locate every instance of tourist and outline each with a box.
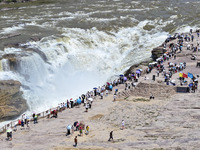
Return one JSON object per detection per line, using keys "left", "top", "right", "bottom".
{"left": 6, "top": 128, "right": 12, "bottom": 141}
{"left": 79, "top": 126, "right": 83, "bottom": 136}
{"left": 191, "top": 34, "right": 194, "bottom": 42}
{"left": 26, "top": 115, "right": 30, "bottom": 127}
{"left": 190, "top": 29, "right": 193, "bottom": 34}
{"left": 157, "top": 70, "right": 159, "bottom": 77}
{"left": 54, "top": 110, "right": 58, "bottom": 118}
{"left": 115, "top": 89, "right": 118, "bottom": 95}
{"left": 18, "top": 119, "right": 21, "bottom": 126}
{"left": 88, "top": 100, "right": 92, "bottom": 108}
{"left": 22, "top": 114, "right": 26, "bottom": 124}
{"left": 74, "top": 136, "right": 78, "bottom": 147}
{"left": 108, "top": 131, "right": 113, "bottom": 141}
{"left": 70, "top": 98, "right": 74, "bottom": 108}
{"left": 66, "top": 125, "right": 71, "bottom": 136}
{"left": 121, "top": 120, "right": 125, "bottom": 130}
{"left": 150, "top": 94, "right": 154, "bottom": 99}
{"left": 85, "top": 125, "right": 89, "bottom": 135}
{"left": 71, "top": 125, "right": 74, "bottom": 134}
{"left": 84, "top": 98, "right": 87, "bottom": 106}
{"left": 67, "top": 100, "right": 70, "bottom": 108}
{"left": 106, "top": 89, "right": 108, "bottom": 96}
{"left": 32, "top": 113, "right": 35, "bottom": 119}
{"left": 100, "top": 92, "right": 103, "bottom": 99}
{"left": 174, "top": 54, "right": 176, "bottom": 59}
{"left": 76, "top": 122, "right": 79, "bottom": 131}
{"left": 21, "top": 120, "right": 24, "bottom": 128}
{"left": 109, "top": 84, "right": 113, "bottom": 91}
{"left": 34, "top": 114, "right": 38, "bottom": 124}
{"left": 85, "top": 103, "right": 89, "bottom": 112}
{"left": 113, "top": 94, "right": 117, "bottom": 101}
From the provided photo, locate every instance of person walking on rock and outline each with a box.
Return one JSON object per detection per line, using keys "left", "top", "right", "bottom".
{"left": 6, "top": 128, "right": 12, "bottom": 141}
{"left": 74, "top": 136, "right": 77, "bottom": 147}
{"left": 79, "top": 126, "right": 83, "bottom": 136}
{"left": 85, "top": 103, "right": 89, "bottom": 112}
{"left": 121, "top": 120, "right": 125, "bottom": 130}
{"left": 108, "top": 131, "right": 113, "bottom": 141}
{"left": 113, "top": 94, "right": 117, "bottom": 101}
{"left": 100, "top": 92, "right": 103, "bottom": 99}
{"left": 34, "top": 114, "right": 38, "bottom": 124}
{"left": 66, "top": 125, "right": 71, "bottom": 136}
{"left": 85, "top": 125, "right": 89, "bottom": 135}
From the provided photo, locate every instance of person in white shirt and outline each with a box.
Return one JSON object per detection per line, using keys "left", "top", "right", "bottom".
{"left": 113, "top": 94, "right": 116, "bottom": 101}
{"left": 106, "top": 90, "right": 108, "bottom": 96}
{"left": 121, "top": 120, "right": 125, "bottom": 130}
{"left": 100, "top": 92, "right": 103, "bottom": 99}
{"left": 85, "top": 103, "right": 89, "bottom": 112}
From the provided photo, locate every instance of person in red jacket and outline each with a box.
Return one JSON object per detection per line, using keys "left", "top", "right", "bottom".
{"left": 18, "top": 119, "right": 21, "bottom": 125}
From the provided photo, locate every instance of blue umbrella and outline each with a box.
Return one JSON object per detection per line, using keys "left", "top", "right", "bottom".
{"left": 77, "top": 98, "right": 82, "bottom": 104}
{"left": 120, "top": 74, "right": 124, "bottom": 77}
{"left": 136, "top": 70, "right": 140, "bottom": 74}
{"left": 93, "top": 87, "right": 97, "bottom": 89}
{"left": 189, "top": 83, "right": 193, "bottom": 87}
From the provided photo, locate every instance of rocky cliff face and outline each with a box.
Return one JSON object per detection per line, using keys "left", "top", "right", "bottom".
{"left": 132, "top": 81, "right": 176, "bottom": 99}
{"left": 124, "top": 44, "right": 167, "bottom": 76}
{"left": 0, "top": 80, "right": 28, "bottom": 121}
{"left": 151, "top": 46, "right": 167, "bottom": 61}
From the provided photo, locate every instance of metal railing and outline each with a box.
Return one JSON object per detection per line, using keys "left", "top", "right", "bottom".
{"left": 0, "top": 106, "right": 59, "bottom": 134}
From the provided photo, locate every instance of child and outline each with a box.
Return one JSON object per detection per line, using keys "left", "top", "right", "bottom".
{"left": 85, "top": 125, "right": 89, "bottom": 135}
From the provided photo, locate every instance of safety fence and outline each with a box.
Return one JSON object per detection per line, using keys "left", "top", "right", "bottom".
{"left": 0, "top": 106, "right": 60, "bottom": 134}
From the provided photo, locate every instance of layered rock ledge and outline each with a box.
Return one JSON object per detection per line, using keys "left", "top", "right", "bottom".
{"left": 0, "top": 80, "right": 28, "bottom": 121}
